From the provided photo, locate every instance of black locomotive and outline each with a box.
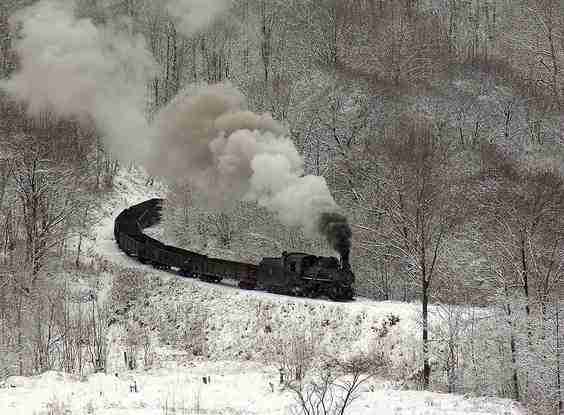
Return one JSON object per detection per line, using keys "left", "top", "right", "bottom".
{"left": 114, "top": 199, "right": 355, "bottom": 300}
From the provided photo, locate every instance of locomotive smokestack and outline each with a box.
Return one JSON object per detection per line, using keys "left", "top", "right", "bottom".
{"left": 318, "top": 212, "right": 352, "bottom": 270}
{"left": 341, "top": 247, "right": 351, "bottom": 271}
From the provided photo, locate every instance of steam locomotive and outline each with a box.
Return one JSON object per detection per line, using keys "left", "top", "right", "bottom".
{"left": 114, "top": 198, "right": 355, "bottom": 300}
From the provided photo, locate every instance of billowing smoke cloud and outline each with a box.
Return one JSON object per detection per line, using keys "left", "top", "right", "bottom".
{"left": 149, "top": 83, "right": 348, "bottom": 240}
{"left": 0, "top": 0, "right": 157, "bottom": 163}
{"left": 2, "top": 1, "right": 352, "bottom": 257}
{"left": 164, "top": 0, "right": 231, "bottom": 37}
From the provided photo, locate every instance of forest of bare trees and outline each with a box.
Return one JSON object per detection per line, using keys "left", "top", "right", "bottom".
{"left": 0, "top": 0, "right": 562, "bottom": 414}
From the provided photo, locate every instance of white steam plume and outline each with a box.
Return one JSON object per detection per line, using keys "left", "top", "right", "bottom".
{"left": 164, "top": 0, "right": 232, "bottom": 37}
{"left": 0, "top": 0, "right": 156, "bottom": 163}
{"left": 150, "top": 83, "right": 340, "bottom": 235}
{"left": 2, "top": 1, "right": 349, "bottom": 249}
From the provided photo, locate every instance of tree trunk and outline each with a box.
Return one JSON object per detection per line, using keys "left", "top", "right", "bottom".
{"left": 506, "top": 300, "right": 520, "bottom": 401}
{"left": 260, "top": 0, "right": 271, "bottom": 84}
{"left": 422, "top": 278, "right": 430, "bottom": 389}
{"left": 16, "top": 290, "right": 23, "bottom": 376}
{"left": 520, "top": 236, "right": 531, "bottom": 318}
{"left": 447, "top": 337, "right": 456, "bottom": 393}
{"left": 0, "top": 159, "right": 8, "bottom": 214}
{"left": 75, "top": 206, "right": 88, "bottom": 268}
{"left": 556, "top": 300, "right": 562, "bottom": 414}
{"left": 520, "top": 235, "right": 532, "bottom": 398}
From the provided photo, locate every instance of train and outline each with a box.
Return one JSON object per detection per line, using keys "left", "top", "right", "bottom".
{"left": 114, "top": 198, "right": 355, "bottom": 300}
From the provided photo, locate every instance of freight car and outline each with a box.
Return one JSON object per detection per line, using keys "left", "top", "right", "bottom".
{"left": 114, "top": 199, "right": 354, "bottom": 300}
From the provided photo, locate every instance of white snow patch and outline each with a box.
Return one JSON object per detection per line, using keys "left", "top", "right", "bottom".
{"left": 0, "top": 364, "right": 522, "bottom": 415}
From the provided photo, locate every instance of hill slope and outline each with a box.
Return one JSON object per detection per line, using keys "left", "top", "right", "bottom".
{"left": 0, "top": 168, "right": 523, "bottom": 415}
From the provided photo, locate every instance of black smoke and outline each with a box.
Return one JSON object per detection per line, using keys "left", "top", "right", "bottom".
{"left": 318, "top": 212, "right": 352, "bottom": 269}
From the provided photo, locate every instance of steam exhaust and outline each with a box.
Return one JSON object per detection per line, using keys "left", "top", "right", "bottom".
{"left": 318, "top": 212, "right": 352, "bottom": 270}
{"left": 1, "top": 1, "right": 355, "bottom": 260}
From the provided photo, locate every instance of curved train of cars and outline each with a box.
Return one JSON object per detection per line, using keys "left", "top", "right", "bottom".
{"left": 114, "top": 198, "right": 355, "bottom": 300}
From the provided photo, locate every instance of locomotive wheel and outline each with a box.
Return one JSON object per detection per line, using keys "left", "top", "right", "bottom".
{"left": 290, "top": 286, "right": 303, "bottom": 297}
{"left": 327, "top": 287, "right": 338, "bottom": 300}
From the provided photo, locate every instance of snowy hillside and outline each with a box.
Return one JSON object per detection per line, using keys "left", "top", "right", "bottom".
{"left": 0, "top": 168, "right": 523, "bottom": 415}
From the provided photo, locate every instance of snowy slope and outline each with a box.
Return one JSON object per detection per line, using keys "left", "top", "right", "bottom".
{"left": 0, "top": 168, "right": 523, "bottom": 415}
{"left": 0, "top": 364, "right": 522, "bottom": 415}
{"left": 83, "top": 167, "right": 167, "bottom": 265}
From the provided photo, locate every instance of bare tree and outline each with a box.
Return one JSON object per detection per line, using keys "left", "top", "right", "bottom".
{"left": 279, "top": 330, "right": 317, "bottom": 384}
{"left": 338, "top": 1, "right": 448, "bottom": 89}
{"left": 0, "top": 157, "right": 10, "bottom": 214}
{"left": 207, "top": 212, "right": 234, "bottom": 248}
{"left": 9, "top": 143, "right": 76, "bottom": 280}
{"left": 477, "top": 145, "right": 564, "bottom": 405}
{"left": 258, "top": 0, "right": 276, "bottom": 84}
{"left": 287, "top": 354, "right": 382, "bottom": 415}
{"left": 372, "top": 117, "right": 469, "bottom": 389}
{"left": 556, "top": 299, "right": 563, "bottom": 414}
{"left": 199, "top": 21, "right": 234, "bottom": 84}
{"left": 87, "top": 295, "right": 108, "bottom": 373}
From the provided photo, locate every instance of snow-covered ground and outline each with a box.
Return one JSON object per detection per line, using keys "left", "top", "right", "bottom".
{"left": 0, "top": 168, "right": 523, "bottom": 415}
{"left": 0, "top": 363, "right": 522, "bottom": 415}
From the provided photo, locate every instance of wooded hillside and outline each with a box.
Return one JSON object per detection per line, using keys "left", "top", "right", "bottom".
{"left": 0, "top": 1, "right": 562, "bottom": 413}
